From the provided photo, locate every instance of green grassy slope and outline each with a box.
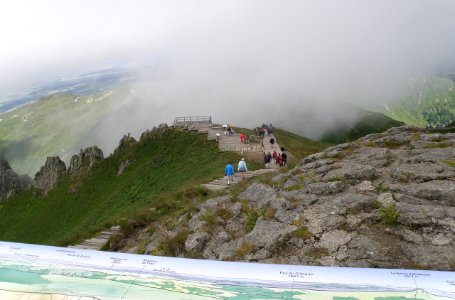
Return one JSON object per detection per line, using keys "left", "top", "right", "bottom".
{"left": 273, "top": 128, "right": 331, "bottom": 160}
{"left": 0, "top": 129, "right": 248, "bottom": 246}
{"left": 0, "top": 90, "right": 130, "bottom": 176}
{"left": 320, "top": 111, "right": 403, "bottom": 144}
{"left": 384, "top": 76, "right": 455, "bottom": 127}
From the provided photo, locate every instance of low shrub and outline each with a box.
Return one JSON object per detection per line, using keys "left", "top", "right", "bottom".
{"left": 292, "top": 226, "right": 312, "bottom": 240}
{"left": 379, "top": 204, "right": 399, "bottom": 226}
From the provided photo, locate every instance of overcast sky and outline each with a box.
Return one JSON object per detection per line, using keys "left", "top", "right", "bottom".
{"left": 1, "top": 0, "right": 455, "bottom": 136}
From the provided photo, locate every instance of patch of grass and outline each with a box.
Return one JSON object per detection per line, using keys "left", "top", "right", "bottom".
{"left": 285, "top": 184, "right": 304, "bottom": 191}
{"left": 215, "top": 208, "right": 233, "bottom": 221}
{"left": 200, "top": 212, "right": 217, "bottom": 234}
{"left": 291, "top": 168, "right": 303, "bottom": 175}
{"left": 135, "top": 241, "right": 148, "bottom": 254}
{"left": 431, "top": 135, "right": 448, "bottom": 142}
{"left": 328, "top": 176, "right": 345, "bottom": 182}
{"left": 244, "top": 209, "right": 264, "bottom": 233}
{"left": 152, "top": 229, "right": 190, "bottom": 256}
{"left": 379, "top": 204, "right": 399, "bottom": 226}
{"left": 383, "top": 139, "right": 406, "bottom": 149}
{"left": 370, "top": 199, "right": 382, "bottom": 210}
{"left": 363, "top": 141, "right": 378, "bottom": 148}
{"left": 273, "top": 128, "right": 331, "bottom": 161}
{"left": 292, "top": 226, "right": 312, "bottom": 240}
{"left": 200, "top": 212, "right": 217, "bottom": 227}
{"left": 406, "top": 262, "right": 429, "bottom": 270}
{"left": 235, "top": 242, "right": 254, "bottom": 258}
{"left": 410, "top": 133, "right": 421, "bottom": 142}
{"left": 305, "top": 247, "right": 329, "bottom": 259}
{"left": 424, "top": 142, "right": 452, "bottom": 148}
{"left": 240, "top": 200, "right": 251, "bottom": 213}
{"left": 444, "top": 160, "right": 455, "bottom": 168}
{"left": 264, "top": 207, "right": 276, "bottom": 220}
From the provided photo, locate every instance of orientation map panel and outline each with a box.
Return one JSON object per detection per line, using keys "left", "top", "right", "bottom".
{"left": 0, "top": 241, "right": 454, "bottom": 299}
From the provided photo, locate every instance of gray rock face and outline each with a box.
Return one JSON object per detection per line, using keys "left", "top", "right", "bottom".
{"left": 245, "top": 217, "right": 296, "bottom": 250}
{"left": 120, "top": 126, "right": 455, "bottom": 271}
{"left": 0, "top": 158, "right": 32, "bottom": 200}
{"left": 68, "top": 146, "right": 104, "bottom": 175}
{"left": 185, "top": 232, "right": 210, "bottom": 254}
{"left": 355, "top": 181, "right": 375, "bottom": 193}
{"left": 34, "top": 156, "right": 66, "bottom": 195}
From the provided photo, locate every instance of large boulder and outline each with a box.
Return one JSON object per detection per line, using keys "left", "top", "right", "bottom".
{"left": 34, "top": 156, "right": 66, "bottom": 195}
{"left": 0, "top": 158, "right": 32, "bottom": 200}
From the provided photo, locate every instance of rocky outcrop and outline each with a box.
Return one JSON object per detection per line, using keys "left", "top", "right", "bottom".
{"left": 68, "top": 146, "right": 104, "bottom": 176}
{"left": 114, "top": 133, "right": 136, "bottom": 154}
{"left": 120, "top": 126, "right": 455, "bottom": 271}
{"left": 0, "top": 158, "right": 32, "bottom": 200}
{"left": 34, "top": 156, "right": 66, "bottom": 195}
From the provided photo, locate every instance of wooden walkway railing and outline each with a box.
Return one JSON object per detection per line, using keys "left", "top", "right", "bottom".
{"left": 173, "top": 116, "right": 212, "bottom": 127}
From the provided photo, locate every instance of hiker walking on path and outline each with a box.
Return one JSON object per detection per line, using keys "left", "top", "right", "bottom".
{"left": 259, "top": 127, "right": 265, "bottom": 138}
{"left": 238, "top": 158, "right": 248, "bottom": 177}
{"left": 240, "top": 133, "right": 246, "bottom": 144}
{"left": 280, "top": 147, "right": 287, "bottom": 166}
{"left": 264, "top": 152, "right": 272, "bottom": 169}
{"left": 225, "top": 162, "right": 235, "bottom": 185}
{"left": 275, "top": 153, "right": 282, "bottom": 167}
{"left": 267, "top": 124, "right": 273, "bottom": 136}
{"left": 281, "top": 152, "right": 287, "bottom": 166}
{"left": 270, "top": 137, "right": 275, "bottom": 147}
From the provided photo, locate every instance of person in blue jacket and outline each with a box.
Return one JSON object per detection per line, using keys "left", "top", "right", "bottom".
{"left": 225, "top": 162, "right": 235, "bottom": 185}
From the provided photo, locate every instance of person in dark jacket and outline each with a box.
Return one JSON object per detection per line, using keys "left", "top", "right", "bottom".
{"left": 264, "top": 152, "right": 272, "bottom": 168}
{"left": 281, "top": 152, "right": 287, "bottom": 166}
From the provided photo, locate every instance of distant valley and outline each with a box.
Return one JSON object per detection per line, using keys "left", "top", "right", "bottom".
{"left": 2, "top": 73, "right": 455, "bottom": 176}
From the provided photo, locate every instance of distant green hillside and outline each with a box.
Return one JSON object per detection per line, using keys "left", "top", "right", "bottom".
{"left": 273, "top": 128, "right": 331, "bottom": 160}
{"left": 0, "top": 129, "right": 249, "bottom": 246}
{"left": 384, "top": 76, "right": 455, "bottom": 127}
{"left": 0, "top": 89, "right": 130, "bottom": 176}
{"left": 321, "top": 111, "right": 404, "bottom": 144}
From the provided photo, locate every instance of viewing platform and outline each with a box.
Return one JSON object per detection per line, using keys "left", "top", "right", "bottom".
{"left": 172, "top": 116, "right": 212, "bottom": 128}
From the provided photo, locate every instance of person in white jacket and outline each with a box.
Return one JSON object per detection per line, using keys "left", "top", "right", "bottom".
{"left": 238, "top": 158, "right": 248, "bottom": 177}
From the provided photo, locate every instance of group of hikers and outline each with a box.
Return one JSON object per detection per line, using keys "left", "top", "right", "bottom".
{"left": 224, "top": 158, "right": 248, "bottom": 185}
{"left": 264, "top": 146, "right": 287, "bottom": 168}
{"left": 222, "top": 122, "right": 288, "bottom": 185}
{"left": 255, "top": 123, "right": 273, "bottom": 138}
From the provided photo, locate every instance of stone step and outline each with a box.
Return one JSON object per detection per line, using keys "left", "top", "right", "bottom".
{"left": 70, "top": 225, "right": 120, "bottom": 250}
{"left": 201, "top": 183, "right": 228, "bottom": 191}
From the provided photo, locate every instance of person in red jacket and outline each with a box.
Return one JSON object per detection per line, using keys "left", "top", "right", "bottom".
{"left": 240, "top": 133, "right": 246, "bottom": 144}
{"left": 275, "top": 153, "right": 282, "bottom": 167}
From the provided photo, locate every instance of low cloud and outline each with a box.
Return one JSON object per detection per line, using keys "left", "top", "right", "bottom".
{"left": 2, "top": 0, "right": 455, "bottom": 143}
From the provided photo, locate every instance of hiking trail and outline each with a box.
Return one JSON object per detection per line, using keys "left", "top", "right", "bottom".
{"left": 71, "top": 117, "right": 286, "bottom": 249}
